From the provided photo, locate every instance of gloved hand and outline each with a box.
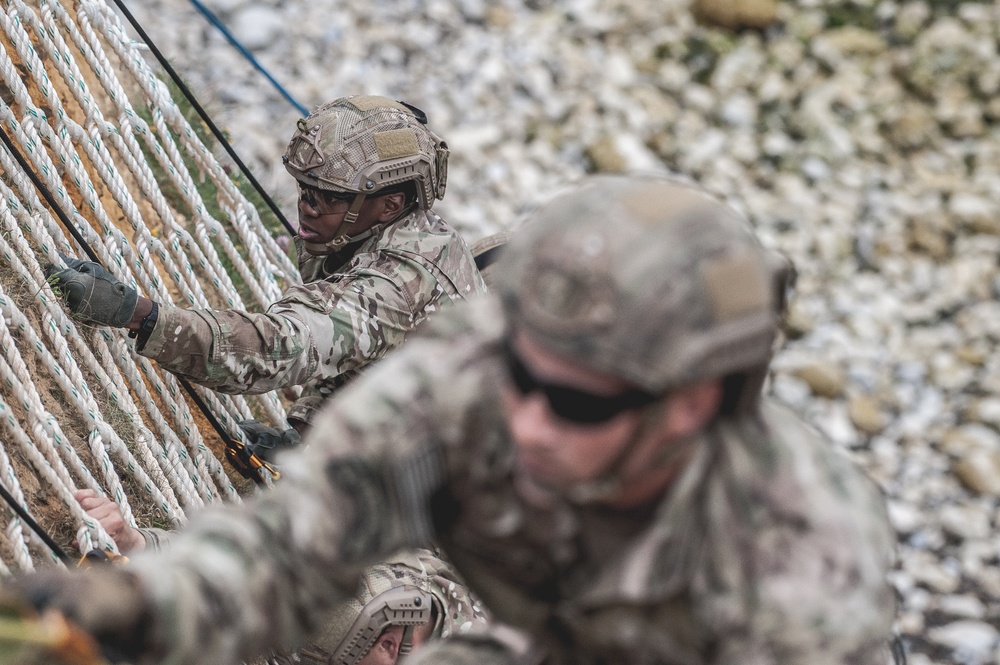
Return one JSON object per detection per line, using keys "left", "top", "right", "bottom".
{"left": 238, "top": 420, "right": 302, "bottom": 463}
{"left": 45, "top": 254, "right": 138, "bottom": 327}
{"left": 0, "top": 566, "right": 156, "bottom": 664}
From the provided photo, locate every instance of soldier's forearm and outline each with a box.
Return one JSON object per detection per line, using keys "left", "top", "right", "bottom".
{"left": 137, "top": 306, "right": 314, "bottom": 393}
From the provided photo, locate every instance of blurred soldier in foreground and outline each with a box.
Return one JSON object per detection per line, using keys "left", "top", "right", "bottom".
{"left": 9, "top": 174, "right": 896, "bottom": 664}
{"left": 72, "top": 492, "right": 487, "bottom": 665}
{"left": 47, "top": 95, "right": 486, "bottom": 457}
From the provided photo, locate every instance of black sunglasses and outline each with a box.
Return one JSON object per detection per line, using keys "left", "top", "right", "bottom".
{"left": 502, "top": 340, "right": 658, "bottom": 424}
{"left": 298, "top": 184, "right": 355, "bottom": 208}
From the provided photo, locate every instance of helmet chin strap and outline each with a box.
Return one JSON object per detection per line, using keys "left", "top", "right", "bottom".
{"left": 342, "top": 192, "right": 368, "bottom": 225}
{"left": 301, "top": 230, "right": 377, "bottom": 256}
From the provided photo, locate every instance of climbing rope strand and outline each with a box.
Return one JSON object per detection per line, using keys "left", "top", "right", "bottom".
{"left": 100, "top": 0, "right": 296, "bottom": 235}
{"left": 1, "top": 280, "right": 184, "bottom": 529}
{"left": 0, "top": 0, "right": 309, "bottom": 571}
{"left": 0, "top": 114, "right": 247, "bottom": 501}
{"left": 0, "top": 449, "right": 39, "bottom": 572}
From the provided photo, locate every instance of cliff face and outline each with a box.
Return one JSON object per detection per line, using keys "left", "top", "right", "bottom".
{"left": 81, "top": 1, "right": 1000, "bottom": 662}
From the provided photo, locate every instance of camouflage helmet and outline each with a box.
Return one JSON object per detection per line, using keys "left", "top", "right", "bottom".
{"left": 283, "top": 95, "right": 449, "bottom": 210}
{"left": 495, "top": 173, "right": 792, "bottom": 397}
{"left": 298, "top": 549, "right": 488, "bottom": 665}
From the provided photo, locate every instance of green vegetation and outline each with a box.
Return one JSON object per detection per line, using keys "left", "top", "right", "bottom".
{"left": 133, "top": 77, "right": 291, "bottom": 309}
{"left": 824, "top": 5, "right": 880, "bottom": 30}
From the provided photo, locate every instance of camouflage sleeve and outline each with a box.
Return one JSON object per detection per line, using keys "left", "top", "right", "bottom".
{"left": 268, "top": 270, "right": 426, "bottom": 379}
{"left": 138, "top": 273, "right": 417, "bottom": 394}
{"left": 123, "top": 307, "right": 492, "bottom": 665}
{"left": 137, "top": 527, "right": 173, "bottom": 553}
{"left": 700, "top": 404, "right": 897, "bottom": 664}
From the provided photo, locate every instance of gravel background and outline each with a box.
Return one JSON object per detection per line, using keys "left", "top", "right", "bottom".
{"left": 118, "top": 1, "right": 1000, "bottom": 662}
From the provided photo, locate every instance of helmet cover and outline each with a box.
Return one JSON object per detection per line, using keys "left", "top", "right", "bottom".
{"left": 283, "top": 95, "right": 448, "bottom": 209}
{"left": 495, "top": 173, "right": 791, "bottom": 394}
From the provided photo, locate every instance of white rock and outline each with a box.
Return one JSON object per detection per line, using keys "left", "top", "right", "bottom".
{"left": 950, "top": 193, "right": 999, "bottom": 232}
{"left": 719, "top": 95, "right": 758, "bottom": 127}
{"left": 886, "top": 500, "right": 923, "bottom": 534}
{"left": 941, "top": 424, "right": 1000, "bottom": 456}
{"left": 935, "top": 594, "right": 986, "bottom": 620}
{"left": 938, "top": 504, "right": 991, "bottom": 540}
{"left": 967, "top": 397, "right": 1000, "bottom": 427}
{"left": 927, "top": 620, "right": 999, "bottom": 656}
{"left": 907, "top": 552, "right": 960, "bottom": 593}
{"left": 953, "top": 450, "right": 1000, "bottom": 496}
{"left": 230, "top": 6, "right": 284, "bottom": 51}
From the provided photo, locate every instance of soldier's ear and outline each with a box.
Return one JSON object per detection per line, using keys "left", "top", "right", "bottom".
{"left": 370, "top": 626, "right": 402, "bottom": 664}
{"left": 376, "top": 192, "right": 406, "bottom": 222}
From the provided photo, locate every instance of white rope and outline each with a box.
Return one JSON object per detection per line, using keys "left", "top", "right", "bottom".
{"left": 0, "top": 0, "right": 302, "bottom": 572}
{"left": 0, "top": 444, "right": 39, "bottom": 573}
{"left": 0, "top": 158, "right": 204, "bottom": 517}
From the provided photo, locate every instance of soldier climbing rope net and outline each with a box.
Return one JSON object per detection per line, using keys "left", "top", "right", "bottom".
{"left": 0, "top": 0, "right": 299, "bottom": 570}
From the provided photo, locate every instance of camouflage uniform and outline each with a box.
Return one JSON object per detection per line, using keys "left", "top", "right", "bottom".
{"left": 43, "top": 96, "right": 486, "bottom": 429}
{"left": 135, "top": 96, "right": 485, "bottom": 426}
{"left": 140, "top": 214, "right": 485, "bottom": 424}
{"left": 133, "top": 481, "right": 489, "bottom": 663}
{"left": 121, "top": 288, "right": 895, "bottom": 664}
{"left": 14, "top": 175, "right": 896, "bottom": 665}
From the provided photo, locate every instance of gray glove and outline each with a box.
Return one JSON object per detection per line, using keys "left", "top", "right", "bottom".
{"left": 45, "top": 254, "right": 138, "bottom": 327}
{"left": 239, "top": 420, "right": 302, "bottom": 463}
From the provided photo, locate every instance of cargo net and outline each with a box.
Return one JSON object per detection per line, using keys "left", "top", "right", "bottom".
{"left": 0, "top": 0, "right": 300, "bottom": 570}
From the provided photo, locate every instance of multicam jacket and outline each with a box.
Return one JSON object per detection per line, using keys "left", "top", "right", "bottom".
{"left": 138, "top": 208, "right": 486, "bottom": 425}
{"left": 128, "top": 297, "right": 896, "bottom": 665}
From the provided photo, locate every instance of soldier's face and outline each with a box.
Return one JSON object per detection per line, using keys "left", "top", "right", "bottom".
{"left": 296, "top": 184, "right": 385, "bottom": 243}
{"left": 501, "top": 332, "right": 717, "bottom": 506}
{"left": 500, "top": 332, "right": 656, "bottom": 493}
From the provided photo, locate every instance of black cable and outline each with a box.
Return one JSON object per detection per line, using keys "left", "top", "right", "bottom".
{"left": 108, "top": 0, "right": 295, "bottom": 236}
{"left": 0, "top": 481, "right": 72, "bottom": 564}
{"left": 0, "top": 124, "right": 266, "bottom": 485}
{"left": 0, "top": 128, "right": 100, "bottom": 263}
{"left": 188, "top": 0, "right": 309, "bottom": 116}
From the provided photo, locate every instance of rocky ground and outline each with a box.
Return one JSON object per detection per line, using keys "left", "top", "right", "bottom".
{"left": 118, "top": 0, "right": 1000, "bottom": 662}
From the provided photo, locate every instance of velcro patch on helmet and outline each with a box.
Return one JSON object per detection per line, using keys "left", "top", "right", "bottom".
{"left": 624, "top": 180, "right": 713, "bottom": 226}
{"left": 375, "top": 128, "right": 420, "bottom": 160}
{"left": 701, "top": 254, "right": 770, "bottom": 322}
{"left": 346, "top": 95, "right": 409, "bottom": 113}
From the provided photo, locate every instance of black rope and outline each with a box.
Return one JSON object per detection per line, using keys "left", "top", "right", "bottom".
{"left": 109, "top": 0, "right": 295, "bottom": 236}
{"left": 0, "top": 124, "right": 268, "bottom": 486}
{"left": 0, "top": 483, "right": 72, "bottom": 564}
{"left": 0, "top": 128, "right": 99, "bottom": 262}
